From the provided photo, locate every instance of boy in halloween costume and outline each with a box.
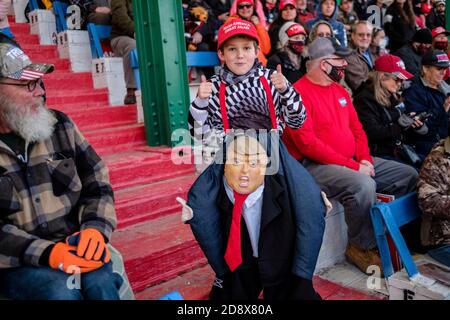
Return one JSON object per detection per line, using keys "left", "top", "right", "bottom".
{"left": 186, "top": 19, "right": 326, "bottom": 300}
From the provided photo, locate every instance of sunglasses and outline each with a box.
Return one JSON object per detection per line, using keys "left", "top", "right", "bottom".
{"left": 238, "top": 4, "right": 253, "bottom": 9}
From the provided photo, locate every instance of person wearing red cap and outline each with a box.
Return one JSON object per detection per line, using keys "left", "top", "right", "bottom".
{"left": 296, "top": 0, "right": 315, "bottom": 25}
{"left": 227, "top": 0, "right": 271, "bottom": 65}
{"left": 431, "top": 26, "right": 450, "bottom": 80}
{"left": 431, "top": 26, "right": 450, "bottom": 51}
{"left": 267, "top": 22, "right": 307, "bottom": 83}
{"left": 187, "top": 18, "right": 326, "bottom": 301}
{"left": 268, "top": 0, "right": 301, "bottom": 56}
{"left": 190, "top": 18, "right": 305, "bottom": 154}
{"left": 353, "top": 54, "right": 428, "bottom": 167}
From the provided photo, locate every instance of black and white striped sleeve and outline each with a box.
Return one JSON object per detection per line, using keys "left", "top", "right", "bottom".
{"left": 189, "top": 97, "right": 211, "bottom": 137}
{"left": 277, "top": 83, "right": 306, "bottom": 130}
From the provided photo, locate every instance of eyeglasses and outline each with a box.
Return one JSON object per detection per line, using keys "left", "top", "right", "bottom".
{"left": 238, "top": 4, "right": 253, "bottom": 9}
{"left": 0, "top": 78, "right": 42, "bottom": 92}
{"left": 356, "top": 32, "right": 372, "bottom": 38}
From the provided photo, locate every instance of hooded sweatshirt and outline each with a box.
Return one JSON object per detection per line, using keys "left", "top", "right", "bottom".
{"left": 306, "top": 0, "right": 347, "bottom": 47}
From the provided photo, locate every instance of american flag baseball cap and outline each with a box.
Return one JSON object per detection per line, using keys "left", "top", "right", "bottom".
{"left": 0, "top": 43, "right": 54, "bottom": 80}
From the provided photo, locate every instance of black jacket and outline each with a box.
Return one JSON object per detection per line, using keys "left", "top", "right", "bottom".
{"left": 426, "top": 11, "right": 445, "bottom": 30}
{"left": 384, "top": 5, "right": 416, "bottom": 52}
{"left": 267, "top": 51, "right": 304, "bottom": 84}
{"left": 393, "top": 44, "right": 421, "bottom": 82}
{"left": 353, "top": 85, "right": 403, "bottom": 157}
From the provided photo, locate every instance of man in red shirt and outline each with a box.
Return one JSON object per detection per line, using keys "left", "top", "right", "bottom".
{"left": 283, "top": 37, "right": 418, "bottom": 274}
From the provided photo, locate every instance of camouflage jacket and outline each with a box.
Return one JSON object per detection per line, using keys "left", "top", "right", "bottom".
{"left": 417, "top": 137, "right": 450, "bottom": 246}
{"left": 0, "top": 110, "right": 116, "bottom": 269}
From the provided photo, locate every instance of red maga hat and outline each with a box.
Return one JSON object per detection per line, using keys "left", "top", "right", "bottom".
{"left": 217, "top": 19, "right": 259, "bottom": 49}
{"left": 374, "top": 54, "right": 413, "bottom": 80}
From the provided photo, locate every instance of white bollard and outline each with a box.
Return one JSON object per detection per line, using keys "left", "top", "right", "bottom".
{"left": 136, "top": 90, "right": 143, "bottom": 123}
{"left": 29, "top": 9, "right": 57, "bottom": 45}
{"left": 91, "top": 57, "right": 127, "bottom": 106}
{"left": 57, "top": 30, "right": 92, "bottom": 72}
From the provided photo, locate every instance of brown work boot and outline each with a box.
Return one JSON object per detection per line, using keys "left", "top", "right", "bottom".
{"left": 124, "top": 88, "right": 136, "bottom": 105}
{"left": 345, "top": 243, "right": 384, "bottom": 277}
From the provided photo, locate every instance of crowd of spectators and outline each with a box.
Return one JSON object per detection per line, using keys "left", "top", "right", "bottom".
{"left": 185, "top": 0, "right": 450, "bottom": 273}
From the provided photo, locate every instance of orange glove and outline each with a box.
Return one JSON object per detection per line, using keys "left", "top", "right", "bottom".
{"left": 70, "top": 229, "right": 111, "bottom": 262}
{"left": 49, "top": 243, "right": 103, "bottom": 273}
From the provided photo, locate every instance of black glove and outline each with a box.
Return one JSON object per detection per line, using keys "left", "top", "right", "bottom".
{"left": 290, "top": 275, "right": 322, "bottom": 300}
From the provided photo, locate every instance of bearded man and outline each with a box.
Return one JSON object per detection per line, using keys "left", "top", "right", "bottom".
{"left": 0, "top": 43, "right": 132, "bottom": 300}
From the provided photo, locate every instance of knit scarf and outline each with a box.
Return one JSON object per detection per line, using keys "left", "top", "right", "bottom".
{"left": 219, "top": 59, "right": 263, "bottom": 86}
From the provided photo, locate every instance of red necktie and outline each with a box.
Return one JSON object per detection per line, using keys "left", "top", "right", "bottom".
{"left": 224, "top": 191, "right": 249, "bottom": 272}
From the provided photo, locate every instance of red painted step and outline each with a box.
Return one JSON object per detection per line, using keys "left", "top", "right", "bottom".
{"left": 43, "top": 72, "right": 94, "bottom": 90}
{"left": 35, "top": 58, "right": 71, "bottom": 71}
{"left": 57, "top": 105, "right": 137, "bottom": 130}
{"left": 114, "top": 174, "right": 196, "bottom": 227}
{"left": 14, "top": 34, "right": 40, "bottom": 45}
{"left": 105, "top": 147, "right": 194, "bottom": 191}
{"left": 9, "top": 22, "right": 30, "bottom": 35}
{"left": 135, "top": 264, "right": 214, "bottom": 300}
{"left": 45, "top": 88, "right": 109, "bottom": 106}
{"left": 83, "top": 123, "right": 145, "bottom": 151}
{"left": 111, "top": 213, "right": 207, "bottom": 293}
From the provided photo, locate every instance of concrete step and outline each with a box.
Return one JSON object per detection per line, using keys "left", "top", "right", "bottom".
{"left": 83, "top": 123, "right": 146, "bottom": 151}
{"left": 9, "top": 22, "right": 30, "bottom": 35}
{"left": 14, "top": 34, "right": 40, "bottom": 45}
{"left": 111, "top": 213, "right": 207, "bottom": 293}
{"left": 43, "top": 72, "right": 93, "bottom": 90}
{"left": 36, "top": 58, "right": 71, "bottom": 71}
{"left": 105, "top": 147, "right": 194, "bottom": 191}
{"left": 56, "top": 105, "right": 137, "bottom": 130}
{"left": 135, "top": 264, "right": 214, "bottom": 300}
{"left": 114, "top": 174, "right": 196, "bottom": 228}
{"left": 45, "top": 88, "right": 109, "bottom": 106}
{"left": 23, "top": 45, "right": 59, "bottom": 59}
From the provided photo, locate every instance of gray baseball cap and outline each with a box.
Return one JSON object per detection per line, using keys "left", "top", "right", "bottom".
{"left": 0, "top": 43, "right": 54, "bottom": 80}
{"left": 308, "top": 37, "right": 353, "bottom": 60}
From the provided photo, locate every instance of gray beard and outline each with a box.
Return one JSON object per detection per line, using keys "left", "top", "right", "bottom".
{"left": 0, "top": 97, "right": 57, "bottom": 143}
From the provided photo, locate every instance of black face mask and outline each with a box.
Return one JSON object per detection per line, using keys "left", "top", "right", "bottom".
{"left": 288, "top": 40, "right": 305, "bottom": 54}
{"left": 324, "top": 61, "right": 345, "bottom": 82}
{"left": 416, "top": 44, "right": 431, "bottom": 56}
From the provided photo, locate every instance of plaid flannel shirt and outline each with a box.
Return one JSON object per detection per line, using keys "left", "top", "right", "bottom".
{"left": 0, "top": 110, "right": 116, "bottom": 269}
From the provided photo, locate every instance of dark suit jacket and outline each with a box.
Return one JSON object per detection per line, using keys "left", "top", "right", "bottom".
{"left": 217, "top": 174, "right": 296, "bottom": 287}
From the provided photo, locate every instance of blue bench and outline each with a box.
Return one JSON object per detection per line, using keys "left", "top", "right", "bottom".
{"left": 186, "top": 51, "right": 220, "bottom": 67}
{"left": 130, "top": 48, "right": 140, "bottom": 90}
{"left": 87, "top": 23, "right": 112, "bottom": 59}
{"left": 53, "top": 1, "right": 69, "bottom": 33}
{"left": 370, "top": 192, "right": 421, "bottom": 278}
{"left": 28, "top": 0, "right": 39, "bottom": 11}
{"left": 159, "top": 291, "right": 184, "bottom": 300}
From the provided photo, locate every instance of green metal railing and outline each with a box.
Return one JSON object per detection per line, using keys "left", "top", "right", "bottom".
{"left": 133, "top": 0, "right": 189, "bottom": 147}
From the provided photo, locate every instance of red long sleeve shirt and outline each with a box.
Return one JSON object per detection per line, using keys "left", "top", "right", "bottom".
{"left": 282, "top": 76, "right": 373, "bottom": 171}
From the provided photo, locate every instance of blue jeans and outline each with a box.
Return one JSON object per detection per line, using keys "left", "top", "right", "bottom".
{"left": 428, "top": 244, "right": 450, "bottom": 268}
{"left": 0, "top": 262, "right": 123, "bottom": 300}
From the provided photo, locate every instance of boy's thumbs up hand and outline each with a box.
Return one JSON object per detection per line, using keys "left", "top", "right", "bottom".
{"left": 270, "top": 64, "right": 287, "bottom": 93}
{"left": 197, "top": 75, "right": 213, "bottom": 100}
